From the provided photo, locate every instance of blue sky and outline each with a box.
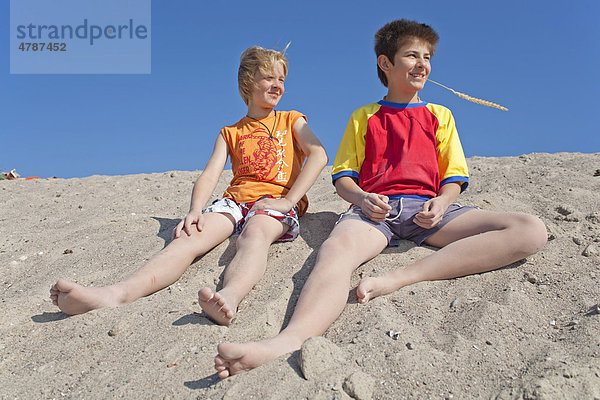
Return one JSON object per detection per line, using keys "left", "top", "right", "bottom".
{"left": 2, "top": 0, "right": 599, "bottom": 178}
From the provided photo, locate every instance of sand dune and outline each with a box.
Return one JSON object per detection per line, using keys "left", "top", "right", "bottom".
{"left": 1, "top": 152, "right": 599, "bottom": 399}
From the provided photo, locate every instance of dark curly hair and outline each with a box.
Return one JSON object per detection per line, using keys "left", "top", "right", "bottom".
{"left": 375, "top": 19, "right": 439, "bottom": 87}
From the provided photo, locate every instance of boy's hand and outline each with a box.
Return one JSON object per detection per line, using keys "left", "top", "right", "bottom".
{"left": 173, "top": 210, "right": 205, "bottom": 239}
{"left": 413, "top": 197, "right": 450, "bottom": 229}
{"left": 360, "top": 193, "right": 392, "bottom": 222}
{"left": 250, "top": 197, "right": 294, "bottom": 214}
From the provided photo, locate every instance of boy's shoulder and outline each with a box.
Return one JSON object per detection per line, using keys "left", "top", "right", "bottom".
{"left": 351, "top": 102, "right": 381, "bottom": 115}
{"left": 278, "top": 109, "right": 306, "bottom": 121}
{"left": 423, "top": 102, "right": 454, "bottom": 119}
{"left": 345, "top": 102, "right": 382, "bottom": 123}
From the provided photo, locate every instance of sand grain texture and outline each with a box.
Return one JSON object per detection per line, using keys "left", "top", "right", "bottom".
{"left": 1, "top": 153, "right": 599, "bottom": 399}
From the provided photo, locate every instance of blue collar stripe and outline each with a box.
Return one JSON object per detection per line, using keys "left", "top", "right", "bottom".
{"left": 378, "top": 100, "right": 427, "bottom": 109}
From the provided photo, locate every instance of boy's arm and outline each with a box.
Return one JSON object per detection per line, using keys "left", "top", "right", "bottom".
{"left": 174, "top": 134, "right": 228, "bottom": 237}
{"left": 413, "top": 182, "right": 461, "bottom": 229}
{"left": 334, "top": 176, "right": 392, "bottom": 222}
{"left": 251, "top": 118, "right": 328, "bottom": 213}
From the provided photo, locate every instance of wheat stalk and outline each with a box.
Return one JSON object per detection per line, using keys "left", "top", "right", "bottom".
{"left": 426, "top": 78, "right": 508, "bottom": 111}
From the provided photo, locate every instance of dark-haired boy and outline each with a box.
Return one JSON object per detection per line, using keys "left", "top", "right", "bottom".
{"left": 214, "top": 19, "right": 547, "bottom": 377}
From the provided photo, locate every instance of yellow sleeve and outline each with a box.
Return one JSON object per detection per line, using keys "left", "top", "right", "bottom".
{"left": 331, "top": 104, "right": 380, "bottom": 183}
{"left": 428, "top": 104, "right": 470, "bottom": 191}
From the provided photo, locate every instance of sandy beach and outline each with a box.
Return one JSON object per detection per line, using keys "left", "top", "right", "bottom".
{"left": 1, "top": 152, "right": 599, "bottom": 399}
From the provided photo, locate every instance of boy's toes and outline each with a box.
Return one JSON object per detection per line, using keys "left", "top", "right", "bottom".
{"left": 218, "top": 370, "right": 231, "bottom": 379}
{"left": 214, "top": 356, "right": 231, "bottom": 377}
{"left": 198, "top": 287, "right": 215, "bottom": 302}
{"left": 214, "top": 355, "right": 226, "bottom": 366}
{"left": 198, "top": 288, "right": 235, "bottom": 326}
{"left": 356, "top": 278, "right": 376, "bottom": 304}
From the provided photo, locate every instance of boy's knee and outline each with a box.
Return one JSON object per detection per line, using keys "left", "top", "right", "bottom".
{"left": 516, "top": 214, "right": 547, "bottom": 254}
{"left": 319, "top": 235, "right": 350, "bottom": 256}
{"left": 166, "top": 235, "right": 205, "bottom": 258}
{"left": 530, "top": 215, "right": 548, "bottom": 250}
{"left": 311, "top": 235, "right": 358, "bottom": 276}
{"left": 316, "top": 233, "right": 365, "bottom": 265}
{"left": 237, "top": 224, "right": 269, "bottom": 247}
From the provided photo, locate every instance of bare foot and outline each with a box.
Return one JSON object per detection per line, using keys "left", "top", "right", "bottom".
{"left": 49, "top": 279, "right": 124, "bottom": 315}
{"left": 214, "top": 338, "right": 300, "bottom": 378}
{"left": 198, "top": 287, "right": 236, "bottom": 326}
{"left": 356, "top": 276, "right": 396, "bottom": 304}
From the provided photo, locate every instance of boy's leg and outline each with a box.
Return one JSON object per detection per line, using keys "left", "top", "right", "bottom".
{"left": 357, "top": 210, "right": 547, "bottom": 302}
{"left": 213, "top": 218, "right": 388, "bottom": 377}
{"left": 50, "top": 212, "right": 235, "bottom": 315}
{"left": 198, "top": 214, "right": 289, "bottom": 325}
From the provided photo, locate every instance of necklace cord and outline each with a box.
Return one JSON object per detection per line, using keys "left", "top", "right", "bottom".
{"left": 246, "top": 110, "right": 278, "bottom": 139}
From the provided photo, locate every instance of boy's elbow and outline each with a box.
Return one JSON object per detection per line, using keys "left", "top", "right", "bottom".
{"left": 306, "top": 146, "right": 328, "bottom": 167}
{"left": 317, "top": 147, "right": 329, "bottom": 167}
{"left": 196, "top": 169, "right": 221, "bottom": 187}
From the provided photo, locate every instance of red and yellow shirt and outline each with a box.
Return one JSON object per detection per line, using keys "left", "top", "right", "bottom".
{"left": 332, "top": 101, "right": 469, "bottom": 198}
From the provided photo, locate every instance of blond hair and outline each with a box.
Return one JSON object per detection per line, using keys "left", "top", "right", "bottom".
{"left": 238, "top": 44, "right": 290, "bottom": 105}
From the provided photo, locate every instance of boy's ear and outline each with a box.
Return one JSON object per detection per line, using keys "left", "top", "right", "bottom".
{"left": 377, "top": 55, "right": 393, "bottom": 72}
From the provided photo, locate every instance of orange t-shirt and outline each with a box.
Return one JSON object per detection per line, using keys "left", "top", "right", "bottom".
{"left": 221, "top": 110, "right": 309, "bottom": 216}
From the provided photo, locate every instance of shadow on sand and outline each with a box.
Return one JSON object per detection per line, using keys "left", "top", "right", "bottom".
{"left": 171, "top": 312, "right": 216, "bottom": 327}
{"left": 31, "top": 311, "right": 70, "bottom": 323}
{"left": 151, "top": 216, "right": 180, "bottom": 247}
{"left": 184, "top": 373, "right": 221, "bottom": 390}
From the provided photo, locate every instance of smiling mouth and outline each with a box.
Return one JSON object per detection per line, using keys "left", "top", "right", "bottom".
{"left": 410, "top": 73, "right": 426, "bottom": 79}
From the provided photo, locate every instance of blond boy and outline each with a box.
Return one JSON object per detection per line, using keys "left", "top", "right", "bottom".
{"left": 50, "top": 46, "right": 328, "bottom": 325}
